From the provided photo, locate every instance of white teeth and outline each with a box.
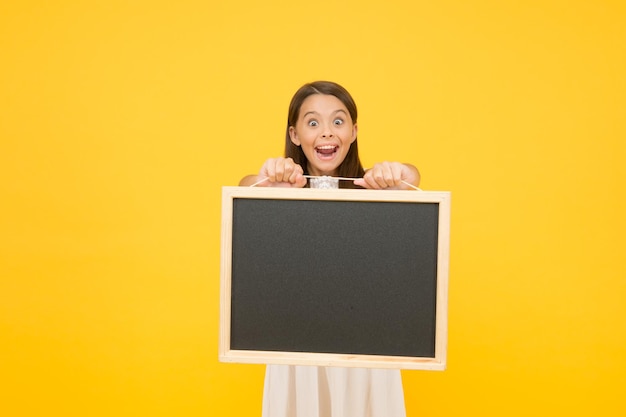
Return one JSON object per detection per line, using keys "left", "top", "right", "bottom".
{"left": 316, "top": 145, "right": 336, "bottom": 150}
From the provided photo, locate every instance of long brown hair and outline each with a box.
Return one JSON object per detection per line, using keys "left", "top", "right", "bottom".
{"left": 284, "top": 81, "right": 365, "bottom": 186}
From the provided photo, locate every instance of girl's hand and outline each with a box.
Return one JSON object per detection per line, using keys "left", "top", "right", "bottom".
{"left": 254, "top": 157, "right": 307, "bottom": 188}
{"left": 353, "top": 162, "right": 420, "bottom": 190}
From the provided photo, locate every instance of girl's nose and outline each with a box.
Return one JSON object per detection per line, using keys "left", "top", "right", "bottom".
{"left": 321, "top": 125, "right": 334, "bottom": 137}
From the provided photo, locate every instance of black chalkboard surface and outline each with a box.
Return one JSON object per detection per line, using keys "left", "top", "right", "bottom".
{"left": 220, "top": 186, "right": 450, "bottom": 370}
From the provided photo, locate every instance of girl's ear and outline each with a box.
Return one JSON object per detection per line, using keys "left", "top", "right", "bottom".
{"left": 350, "top": 123, "right": 358, "bottom": 144}
{"left": 289, "top": 126, "right": 301, "bottom": 146}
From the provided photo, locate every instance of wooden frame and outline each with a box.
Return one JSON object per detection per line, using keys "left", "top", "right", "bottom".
{"left": 220, "top": 186, "right": 450, "bottom": 370}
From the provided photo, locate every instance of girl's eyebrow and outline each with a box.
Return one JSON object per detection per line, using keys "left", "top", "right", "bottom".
{"left": 302, "top": 109, "right": 347, "bottom": 118}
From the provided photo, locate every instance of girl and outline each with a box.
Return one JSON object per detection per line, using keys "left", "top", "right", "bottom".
{"left": 240, "top": 81, "right": 420, "bottom": 417}
{"left": 240, "top": 81, "right": 420, "bottom": 190}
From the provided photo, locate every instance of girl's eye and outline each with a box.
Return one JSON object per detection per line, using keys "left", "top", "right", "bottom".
{"left": 308, "top": 120, "right": 319, "bottom": 127}
{"left": 333, "top": 119, "right": 344, "bottom": 125}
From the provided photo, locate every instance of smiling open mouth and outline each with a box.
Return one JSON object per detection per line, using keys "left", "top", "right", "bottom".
{"left": 315, "top": 144, "right": 339, "bottom": 159}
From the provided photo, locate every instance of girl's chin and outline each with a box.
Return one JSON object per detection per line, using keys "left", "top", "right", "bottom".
{"left": 308, "top": 164, "right": 339, "bottom": 177}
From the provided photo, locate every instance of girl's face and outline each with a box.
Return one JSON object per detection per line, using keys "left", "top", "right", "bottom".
{"left": 289, "top": 94, "right": 357, "bottom": 176}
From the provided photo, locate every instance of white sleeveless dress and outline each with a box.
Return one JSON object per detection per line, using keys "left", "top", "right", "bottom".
{"left": 262, "top": 365, "right": 406, "bottom": 417}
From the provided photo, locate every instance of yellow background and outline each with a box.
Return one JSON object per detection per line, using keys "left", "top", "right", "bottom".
{"left": 1, "top": 1, "right": 624, "bottom": 416}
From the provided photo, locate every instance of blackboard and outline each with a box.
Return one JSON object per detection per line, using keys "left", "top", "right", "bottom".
{"left": 220, "top": 186, "right": 450, "bottom": 370}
